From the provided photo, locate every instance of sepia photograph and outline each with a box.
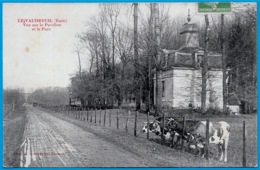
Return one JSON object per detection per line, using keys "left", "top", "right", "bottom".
{"left": 3, "top": 2, "right": 257, "bottom": 167}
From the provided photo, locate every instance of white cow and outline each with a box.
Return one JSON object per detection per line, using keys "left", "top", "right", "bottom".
{"left": 189, "top": 121, "right": 231, "bottom": 162}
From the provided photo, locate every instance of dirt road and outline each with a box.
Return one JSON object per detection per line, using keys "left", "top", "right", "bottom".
{"left": 19, "top": 106, "right": 147, "bottom": 167}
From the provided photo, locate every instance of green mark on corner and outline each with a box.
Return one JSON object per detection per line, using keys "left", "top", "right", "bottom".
{"left": 198, "top": 3, "right": 231, "bottom": 13}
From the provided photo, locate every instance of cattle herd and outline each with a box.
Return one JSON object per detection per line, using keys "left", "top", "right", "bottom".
{"left": 142, "top": 117, "right": 231, "bottom": 162}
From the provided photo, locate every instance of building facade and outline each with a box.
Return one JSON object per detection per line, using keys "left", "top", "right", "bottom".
{"left": 154, "top": 12, "right": 224, "bottom": 110}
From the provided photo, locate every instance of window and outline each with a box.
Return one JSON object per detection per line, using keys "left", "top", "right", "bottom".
{"left": 162, "top": 81, "right": 165, "bottom": 97}
{"left": 195, "top": 55, "right": 202, "bottom": 68}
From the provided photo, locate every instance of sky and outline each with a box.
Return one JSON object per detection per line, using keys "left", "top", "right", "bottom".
{"left": 2, "top": 3, "right": 223, "bottom": 93}
{"left": 3, "top": 3, "right": 100, "bottom": 92}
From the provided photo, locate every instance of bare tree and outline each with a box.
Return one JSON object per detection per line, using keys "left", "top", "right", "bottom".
{"left": 73, "top": 43, "right": 83, "bottom": 77}
{"left": 115, "top": 27, "right": 133, "bottom": 107}
{"left": 147, "top": 3, "right": 154, "bottom": 112}
{"left": 134, "top": 3, "right": 141, "bottom": 110}
{"left": 201, "top": 14, "right": 209, "bottom": 114}
{"left": 221, "top": 14, "right": 228, "bottom": 114}
{"left": 4, "top": 88, "right": 25, "bottom": 110}
{"left": 154, "top": 3, "right": 162, "bottom": 115}
{"left": 102, "top": 4, "right": 121, "bottom": 79}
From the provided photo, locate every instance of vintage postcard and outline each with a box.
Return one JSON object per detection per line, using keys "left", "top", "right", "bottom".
{"left": 3, "top": 2, "right": 257, "bottom": 167}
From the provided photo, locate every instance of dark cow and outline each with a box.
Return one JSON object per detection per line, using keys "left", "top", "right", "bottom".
{"left": 165, "top": 119, "right": 202, "bottom": 148}
{"left": 142, "top": 117, "right": 177, "bottom": 141}
{"left": 186, "top": 133, "right": 206, "bottom": 157}
{"left": 142, "top": 117, "right": 191, "bottom": 147}
{"left": 142, "top": 121, "right": 154, "bottom": 133}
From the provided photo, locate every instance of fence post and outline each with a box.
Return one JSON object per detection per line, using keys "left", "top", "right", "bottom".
{"left": 134, "top": 111, "right": 137, "bottom": 136}
{"left": 243, "top": 120, "right": 246, "bottom": 167}
{"left": 147, "top": 111, "right": 149, "bottom": 140}
{"left": 95, "top": 108, "right": 97, "bottom": 123}
{"left": 161, "top": 112, "right": 165, "bottom": 145}
{"left": 76, "top": 107, "right": 78, "bottom": 119}
{"left": 99, "top": 108, "right": 101, "bottom": 124}
{"left": 90, "top": 109, "right": 93, "bottom": 122}
{"left": 81, "top": 108, "right": 83, "bottom": 120}
{"left": 83, "top": 108, "right": 85, "bottom": 121}
{"left": 181, "top": 116, "right": 186, "bottom": 151}
{"left": 126, "top": 111, "right": 130, "bottom": 132}
{"left": 82, "top": 108, "right": 84, "bottom": 120}
{"left": 78, "top": 107, "right": 80, "bottom": 119}
{"left": 79, "top": 108, "right": 82, "bottom": 120}
{"left": 117, "top": 109, "right": 119, "bottom": 129}
{"left": 104, "top": 108, "right": 106, "bottom": 126}
{"left": 205, "top": 119, "right": 210, "bottom": 160}
{"left": 87, "top": 108, "right": 89, "bottom": 121}
{"left": 109, "top": 110, "right": 111, "bottom": 127}
{"left": 79, "top": 107, "right": 81, "bottom": 120}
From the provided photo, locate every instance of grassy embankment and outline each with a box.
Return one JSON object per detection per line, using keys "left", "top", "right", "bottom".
{"left": 3, "top": 106, "right": 27, "bottom": 167}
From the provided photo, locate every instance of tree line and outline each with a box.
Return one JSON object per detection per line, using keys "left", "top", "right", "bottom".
{"left": 27, "top": 87, "right": 69, "bottom": 106}
{"left": 4, "top": 88, "right": 26, "bottom": 110}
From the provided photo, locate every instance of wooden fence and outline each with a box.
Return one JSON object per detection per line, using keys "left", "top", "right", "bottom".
{"left": 43, "top": 105, "right": 248, "bottom": 166}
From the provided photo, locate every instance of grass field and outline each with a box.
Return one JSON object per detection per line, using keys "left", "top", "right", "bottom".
{"left": 50, "top": 107, "right": 257, "bottom": 167}
{"left": 3, "top": 106, "right": 27, "bottom": 167}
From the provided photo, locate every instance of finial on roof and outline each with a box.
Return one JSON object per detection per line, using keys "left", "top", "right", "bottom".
{"left": 187, "top": 9, "right": 191, "bottom": 22}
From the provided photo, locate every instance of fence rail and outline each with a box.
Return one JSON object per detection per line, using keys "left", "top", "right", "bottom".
{"left": 41, "top": 105, "right": 249, "bottom": 166}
